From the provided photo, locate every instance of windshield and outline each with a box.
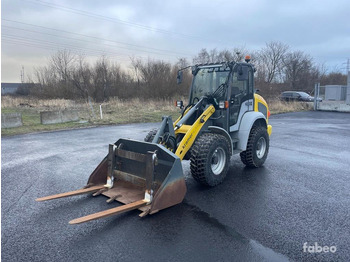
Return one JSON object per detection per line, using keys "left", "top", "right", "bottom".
{"left": 191, "top": 67, "right": 230, "bottom": 103}
{"left": 298, "top": 92, "right": 311, "bottom": 98}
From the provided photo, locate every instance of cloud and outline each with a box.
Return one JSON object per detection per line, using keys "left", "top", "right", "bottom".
{"left": 1, "top": 0, "right": 350, "bottom": 82}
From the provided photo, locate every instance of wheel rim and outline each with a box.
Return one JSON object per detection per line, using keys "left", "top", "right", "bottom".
{"left": 256, "top": 137, "right": 267, "bottom": 159}
{"left": 211, "top": 147, "right": 226, "bottom": 175}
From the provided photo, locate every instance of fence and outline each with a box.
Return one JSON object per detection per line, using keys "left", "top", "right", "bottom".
{"left": 314, "top": 83, "right": 350, "bottom": 112}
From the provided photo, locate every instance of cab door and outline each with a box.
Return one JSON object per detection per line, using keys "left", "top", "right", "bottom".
{"left": 229, "top": 65, "right": 254, "bottom": 131}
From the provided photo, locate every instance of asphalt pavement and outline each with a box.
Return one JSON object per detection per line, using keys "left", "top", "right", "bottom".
{"left": 2, "top": 111, "right": 350, "bottom": 261}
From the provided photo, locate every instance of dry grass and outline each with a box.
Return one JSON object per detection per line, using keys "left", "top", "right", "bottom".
{"left": 1, "top": 96, "right": 178, "bottom": 112}
{"left": 86, "top": 98, "right": 180, "bottom": 125}
{"left": 1, "top": 96, "right": 79, "bottom": 109}
{"left": 1, "top": 96, "right": 181, "bottom": 136}
{"left": 1, "top": 96, "right": 312, "bottom": 136}
{"left": 268, "top": 100, "right": 313, "bottom": 114}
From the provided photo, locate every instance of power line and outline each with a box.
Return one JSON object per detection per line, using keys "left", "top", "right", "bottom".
{"left": 2, "top": 38, "right": 110, "bottom": 58}
{"left": 2, "top": 19, "right": 192, "bottom": 57}
{"left": 2, "top": 25, "right": 186, "bottom": 58}
{"left": 2, "top": 34, "right": 182, "bottom": 62}
{"left": 21, "top": 0, "right": 217, "bottom": 43}
{"left": 2, "top": 34, "right": 136, "bottom": 59}
{"left": 2, "top": 35, "right": 146, "bottom": 60}
{"left": 2, "top": 39, "right": 132, "bottom": 62}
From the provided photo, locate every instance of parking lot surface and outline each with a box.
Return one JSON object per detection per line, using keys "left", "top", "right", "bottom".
{"left": 2, "top": 111, "right": 350, "bottom": 261}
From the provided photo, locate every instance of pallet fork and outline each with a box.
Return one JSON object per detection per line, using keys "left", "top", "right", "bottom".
{"left": 37, "top": 139, "right": 186, "bottom": 224}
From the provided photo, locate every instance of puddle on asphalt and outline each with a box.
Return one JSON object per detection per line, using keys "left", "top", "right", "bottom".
{"left": 184, "top": 201, "right": 290, "bottom": 261}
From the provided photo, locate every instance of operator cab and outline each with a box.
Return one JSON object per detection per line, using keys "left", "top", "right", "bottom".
{"left": 190, "top": 63, "right": 230, "bottom": 104}
{"left": 187, "top": 61, "right": 255, "bottom": 131}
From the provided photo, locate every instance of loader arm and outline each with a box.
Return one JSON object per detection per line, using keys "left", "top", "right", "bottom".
{"left": 173, "top": 104, "right": 193, "bottom": 126}
{"left": 174, "top": 105, "right": 215, "bottom": 160}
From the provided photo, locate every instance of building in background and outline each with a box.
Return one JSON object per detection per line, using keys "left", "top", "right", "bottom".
{"left": 1, "top": 83, "right": 34, "bottom": 96}
{"left": 325, "top": 85, "right": 347, "bottom": 101}
{"left": 1, "top": 83, "right": 22, "bottom": 95}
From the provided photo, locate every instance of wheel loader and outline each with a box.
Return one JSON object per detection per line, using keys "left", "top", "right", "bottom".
{"left": 37, "top": 56, "right": 272, "bottom": 224}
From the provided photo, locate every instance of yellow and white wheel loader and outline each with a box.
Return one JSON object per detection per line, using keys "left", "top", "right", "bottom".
{"left": 37, "top": 56, "right": 272, "bottom": 224}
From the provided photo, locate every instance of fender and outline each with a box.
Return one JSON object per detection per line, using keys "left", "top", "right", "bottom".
{"left": 208, "top": 126, "right": 233, "bottom": 155}
{"left": 233, "top": 111, "right": 267, "bottom": 151}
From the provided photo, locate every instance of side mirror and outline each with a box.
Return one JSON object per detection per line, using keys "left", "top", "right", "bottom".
{"left": 177, "top": 71, "right": 183, "bottom": 84}
{"left": 255, "top": 89, "right": 260, "bottom": 94}
{"left": 237, "top": 66, "right": 248, "bottom": 81}
{"left": 175, "top": 100, "right": 184, "bottom": 109}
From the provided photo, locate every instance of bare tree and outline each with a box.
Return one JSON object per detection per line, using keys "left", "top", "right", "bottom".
{"left": 93, "top": 56, "right": 111, "bottom": 102}
{"left": 231, "top": 47, "right": 249, "bottom": 62}
{"left": 283, "top": 51, "right": 313, "bottom": 90}
{"left": 193, "top": 47, "right": 250, "bottom": 64}
{"left": 176, "top": 57, "right": 189, "bottom": 68}
{"left": 217, "top": 49, "right": 233, "bottom": 62}
{"left": 208, "top": 48, "right": 218, "bottom": 63}
{"left": 50, "top": 49, "right": 76, "bottom": 83}
{"left": 320, "top": 71, "right": 347, "bottom": 85}
{"left": 32, "top": 64, "right": 63, "bottom": 98}
{"left": 28, "top": 45, "right": 332, "bottom": 101}
{"left": 130, "top": 56, "right": 143, "bottom": 88}
{"left": 193, "top": 48, "right": 210, "bottom": 64}
{"left": 71, "top": 55, "right": 92, "bottom": 101}
{"left": 257, "top": 41, "right": 289, "bottom": 83}
{"left": 109, "top": 63, "right": 126, "bottom": 98}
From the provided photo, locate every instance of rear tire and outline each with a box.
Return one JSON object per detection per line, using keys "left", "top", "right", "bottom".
{"left": 190, "top": 133, "right": 230, "bottom": 186}
{"left": 240, "top": 126, "right": 269, "bottom": 167}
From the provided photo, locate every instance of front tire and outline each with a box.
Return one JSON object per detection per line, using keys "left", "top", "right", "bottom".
{"left": 240, "top": 126, "right": 269, "bottom": 167}
{"left": 144, "top": 129, "right": 158, "bottom": 143}
{"left": 190, "top": 133, "right": 230, "bottom": 186}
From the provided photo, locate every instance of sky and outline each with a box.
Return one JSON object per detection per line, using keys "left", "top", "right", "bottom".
{"left": 1, "top": 0, "right": 350, "bottom": 82}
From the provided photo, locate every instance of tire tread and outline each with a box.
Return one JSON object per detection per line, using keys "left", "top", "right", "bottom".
{"left": 240, "top": 126, "right": 269, "bottom": 167}
{"left": 190, "top": 133, "right": 230, "bottom": 186}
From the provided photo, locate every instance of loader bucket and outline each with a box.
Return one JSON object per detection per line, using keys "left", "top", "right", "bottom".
{"left": 101, "top": 138, "right": 187, "bottom": 214}
{"left": 37, "top": 138, "right": 187, "bottom": 224}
